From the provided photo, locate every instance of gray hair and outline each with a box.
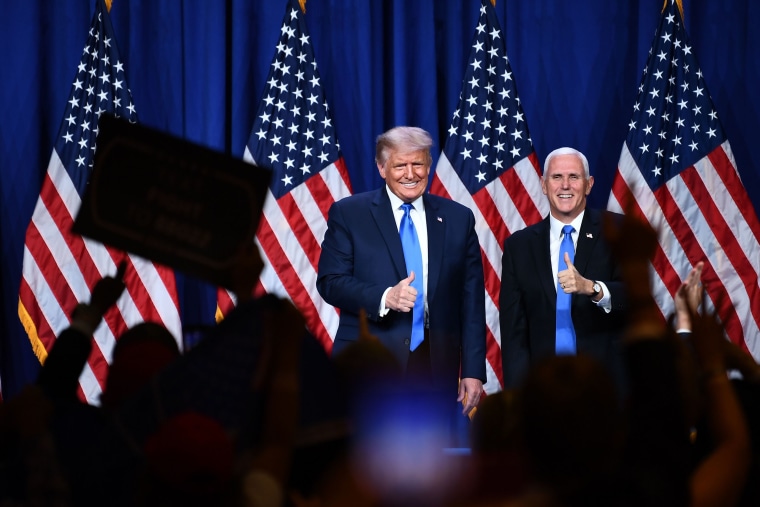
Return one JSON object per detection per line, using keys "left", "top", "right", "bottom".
{"left": 375, "top": 126, "right": 433, "bottom": 167}
{"left": 543, "top": 147, "right": 590, "bottom": 179}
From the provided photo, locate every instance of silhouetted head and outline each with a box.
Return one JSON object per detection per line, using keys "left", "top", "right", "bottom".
{"left": 101, "top": 322, "right": 180, "bottom": 410}
{"left": 518, "top": 354, "right": 624, "bottom": 501}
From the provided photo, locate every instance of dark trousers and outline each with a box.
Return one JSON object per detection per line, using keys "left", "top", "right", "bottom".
{"left": 404, "top": 331, "right": 469, "bottom": 447}
{"left": 405, "top": 329, "right": 432, "bottom": 389}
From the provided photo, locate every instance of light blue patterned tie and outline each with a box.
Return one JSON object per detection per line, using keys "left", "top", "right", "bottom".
{"left": 400, "top": 203, "right": 425, "bottom": 351}
{"left": 556, "top": 225, "right": 576, "bottom": 354}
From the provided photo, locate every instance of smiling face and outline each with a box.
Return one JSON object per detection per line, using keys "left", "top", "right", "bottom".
{"left": 541, "top": 153, "right": 594, "bottom": 222}
{"left": 378, "top": 149, "right": 431, "bottom": 203}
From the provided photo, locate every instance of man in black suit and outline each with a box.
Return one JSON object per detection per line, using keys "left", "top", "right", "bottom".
{"left": 499, "top": 147, "right": 627, "bottom": 389}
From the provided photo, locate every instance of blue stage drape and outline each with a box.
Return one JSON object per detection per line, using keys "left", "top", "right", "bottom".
{"left": 1, "top": 0, "right": 758, "bottom": 399}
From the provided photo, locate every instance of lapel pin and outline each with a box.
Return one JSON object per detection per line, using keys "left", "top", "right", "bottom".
{"left": 586, "top": 233, "right": 593, "bottom": 238}
{"left": 437, "top": 216, "right": 443, "bottom": 222}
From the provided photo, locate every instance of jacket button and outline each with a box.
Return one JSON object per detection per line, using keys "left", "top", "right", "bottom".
{"left": 404, "top": 338, "right": 410, "bottom": 346}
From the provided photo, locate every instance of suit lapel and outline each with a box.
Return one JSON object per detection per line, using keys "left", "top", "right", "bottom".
{"left": 423, "top": 194, "right": 443, "bottom": 301}
{"left": 371, "top": 188, "right": 407, "bottom": 279}
{"left": 533, "top": 217, "right": 557, "bottom": 300}
{"left": 574, "top": 209, "right": 601, "bottom": 276}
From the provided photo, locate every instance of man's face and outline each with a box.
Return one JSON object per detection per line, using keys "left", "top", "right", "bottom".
{"left": 378, "top": 149, "right": 431, "bottom": 203}
{"left": 541, "top": 153, "right": 594, "bottom": 222}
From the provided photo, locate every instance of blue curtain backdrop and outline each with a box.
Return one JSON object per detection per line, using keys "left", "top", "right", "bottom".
{"left": 1, "top": 0, "right": 758, "bottom": 399}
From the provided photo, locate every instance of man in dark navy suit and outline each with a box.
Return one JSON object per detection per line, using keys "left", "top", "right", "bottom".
{"left": 499, "top": 147, "right": 627, "bottom": 390}
{"left": 317, "top": 126, "right": 486, "bottom": 417}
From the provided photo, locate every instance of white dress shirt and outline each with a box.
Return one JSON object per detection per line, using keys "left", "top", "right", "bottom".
{"left": 548, "top": 212, "right": 611, "bottom": 312}
{"left": 380, "top": 187, "right": 429, "bottom": 318}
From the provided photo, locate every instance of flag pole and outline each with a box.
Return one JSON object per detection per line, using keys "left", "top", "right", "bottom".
{"left": 299, "top": 0, "right": 306, "bottom": 14}
{"left": 662, "top": 0, "right": 684, "bottom": 18}
{"left": 105, "top": 0, "right": 112, "bottom": 12}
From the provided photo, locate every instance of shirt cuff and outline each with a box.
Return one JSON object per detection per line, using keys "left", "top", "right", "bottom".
{"left": 379, "top": 287, "right": 392, "bottom": 317}
{"left": 594, "top": 281, "right": 612, "bottom": 313}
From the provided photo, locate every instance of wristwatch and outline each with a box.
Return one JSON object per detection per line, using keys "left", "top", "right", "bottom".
{"left": 591, "top": 281, "right": 601, "bottom": 298}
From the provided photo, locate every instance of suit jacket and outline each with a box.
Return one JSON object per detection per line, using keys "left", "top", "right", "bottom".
{"left": 499, "top": 208, "right": 627, "bottom": 389}
{"left": 317, "top": 187, "right": 487, "bottom": 393}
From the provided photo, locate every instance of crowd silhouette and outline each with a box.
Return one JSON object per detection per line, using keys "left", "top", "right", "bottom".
{"left": 1, "top": 211, "right": 759, "bottom": 507}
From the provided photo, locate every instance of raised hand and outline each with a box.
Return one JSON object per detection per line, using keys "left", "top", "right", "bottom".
{"left": 386, "top": 271, "right": 418, "bottom": 312}
{"left": 674, "top": 261, "right": 704, "bottom": 331}
{"left": 89, "top": 261, "right": 127, "bottom": 316}
{"left": 558, "top": 253, "right": 593, "bottom": 296}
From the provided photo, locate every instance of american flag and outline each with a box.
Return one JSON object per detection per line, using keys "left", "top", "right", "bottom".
{"left": 218, "top": 0, "right": 352, "bottom": 351}
{"left": 607, "top": 0, "right": 760, "bottom": 357}
{"left": 17, "top": 0, "right": 182, "bottom": 405}
{"left": 431, "top": 0, "right": 548, "bottom": 393}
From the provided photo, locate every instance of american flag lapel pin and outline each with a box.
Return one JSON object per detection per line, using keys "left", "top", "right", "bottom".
{"left": 586, "top": 233, "right": 593, "bottom": 238}
{"left": 437, "top": 216, "right": 443, "bottom": 222}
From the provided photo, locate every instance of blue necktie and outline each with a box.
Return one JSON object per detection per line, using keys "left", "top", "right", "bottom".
{"left": 400, "top": 203, "right": 425, "bottom": 351}
{"left": 556, "top": 225, "right": 576, "bottom": 354}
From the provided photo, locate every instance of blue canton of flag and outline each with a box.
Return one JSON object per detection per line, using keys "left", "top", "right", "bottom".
{"left": 432, "top": 0, "right": 547, "bottom": 393}
{"left": 246, "top": 0, "right": 342, "bottom": 199}
{"left": 626, "top": 1, "right": 726, "bottom": 190}
{"left": 57, "top": 3, "right": 138, "bottom": 193}
{"left": 440, "top": 1, "right": 535, "bottom": 196}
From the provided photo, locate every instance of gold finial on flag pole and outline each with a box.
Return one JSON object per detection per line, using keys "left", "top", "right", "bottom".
{"left": 105, "top": 0, "right": 112, "bottom": 12}
{"left": 299, "top": 0, "right": 306, "bottom": 14}
{"left": 490, "top": 0, "right": 496, "bottom": 6}
{"left": 662, "top": 0, "right": 684, "bottom": 19}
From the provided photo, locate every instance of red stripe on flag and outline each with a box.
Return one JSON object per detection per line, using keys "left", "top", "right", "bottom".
{"left": 679, "top": 168, "right": 757, "bottom": 346}
{"left": 19, "top": 278, "right": 57, "bottom": 356}
{"left": 480, "top": 245, "right": 501, "bottom": 310}
{"left": 612, "top": 169, "right": 746, "bottom": 347}
{"left": 484, "top": 325, "right": 503, "bottom": 388}
{"left": 275, "top": 192, "right": 322, "bottom": 272}
{"left": 22, "top": 222, "right": 112, "bottom": 391}
{"left": 216, "top": 288, "right": 236, "bottom": 319}
{"left": 333, "top": 157, "right": 354, "bottom": 194}
{"left": 472, "top": 185, "right": 508, "bottom": 246}
{"left": 257, "top": 215, "right": 333, "bottom": 351}
{"left": 24, "top": 222, "right": 78, "bottom": 317}
{"left": 680, "top": 166, "right": 760, "bottom": 308}
{"left": 39, "top": 174, "right": 179, "bottom": 386}
{"left": 45, "top": 172, "right": 173, "bottom": 328}
{"left": 40, "top": 175, "right": 134, "bottom": 335}
{"left": 708, "top": 147, "right": 760, "bottom": 245}
{"left": 305, "top": 170, "right": 335, "bottom": 220}
{"left": 503, "top": 156, "right": 544, "bottom": 228}
{"left": 429, "top": 176, "right": 452, "bottom": 200}
{"left": 610, "top": 172, "right": 679, "bottom": 307}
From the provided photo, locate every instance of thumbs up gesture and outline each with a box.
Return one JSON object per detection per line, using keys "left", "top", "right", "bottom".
{"left": 558, "top": 253, "right": 596, "bottom": 296}
{"left": 388, "top": 271, "right": 418, "bottom": 312}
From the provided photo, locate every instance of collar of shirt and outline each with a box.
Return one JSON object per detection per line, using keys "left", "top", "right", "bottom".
{"left": 549, "top": 211, "right": 585, "bottom": 246}
{"left": 386, "top": 186, "right": 426, "bottom": 229}
{"left": 385, "top": 186, "right": 428, "bottom": 309}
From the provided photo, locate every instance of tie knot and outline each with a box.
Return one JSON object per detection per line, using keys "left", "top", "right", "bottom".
{"left": 401, "top": 203, "right": 414, "bottom": 214}
{"left": 562, "top": 225, "right": 575, "bottom": 237}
